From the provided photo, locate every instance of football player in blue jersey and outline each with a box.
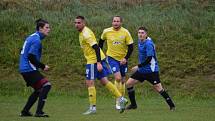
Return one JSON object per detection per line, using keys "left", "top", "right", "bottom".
{"left": 125, "top": 26, "right": 175, "bottom": 111}
{"left": 19, "top": 18, "right": 51, "bottom": 117}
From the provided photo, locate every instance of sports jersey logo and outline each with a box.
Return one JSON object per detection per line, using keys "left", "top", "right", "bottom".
{"left": 112, "top": 67, "right": 116, "bottom": 72}
{"left": 86, "top": 69, "right": 89, "bottom": 77}
{"left": 124, "top": 67, "right": 128, "bottom": 73}
{"left": 120, "top": 36, "right": 125, "bottom": 39}
{"left": 113, "top": 41, "right": 121, "bottom": 45}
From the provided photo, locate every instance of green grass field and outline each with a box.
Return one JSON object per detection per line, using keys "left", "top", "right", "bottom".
{"left": 1, "top": 95, "right": 214, "bottom": 121}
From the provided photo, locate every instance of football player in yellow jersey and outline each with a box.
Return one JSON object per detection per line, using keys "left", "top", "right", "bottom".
{"left": 99, "top": 16, "right": 133, "bottom": 109}
{"left": 74, "top": 16, "right": 128, "bottom": 115}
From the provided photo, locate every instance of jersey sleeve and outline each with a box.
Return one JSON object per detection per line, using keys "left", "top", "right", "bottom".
{"left": 83, "top": 31, "right": 97, "bottom": 46}
{"left": 100, "top": 30, "right": 106, "bottom": 40}
{"left": 146, "top": 42, "right": 155, "bottom": 57}
{"left": 125, "top": 30, "right": 134, "bottom": 45}
{"left": 28, "top": 40, "right": 41, "bottom": 55}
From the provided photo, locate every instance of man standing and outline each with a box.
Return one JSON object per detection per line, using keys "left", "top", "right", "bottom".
{"left": 74, "top": 16, "right": 128, "bottom": 115}
{"left": 99, "top": 16, "right": 133, "bottom": 109}
{"left": 126, "top": 26, "right": 175, "bottom": 111}
{"left": 19, "top": 19, "right": 51, "bottom": 117}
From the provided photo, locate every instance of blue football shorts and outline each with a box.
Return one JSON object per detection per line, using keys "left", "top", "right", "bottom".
{"left": 107, "top": 56, "right": 128, "bottom": 77}
{"left": 85, "top": 59, "right": 111, "bottom": 80}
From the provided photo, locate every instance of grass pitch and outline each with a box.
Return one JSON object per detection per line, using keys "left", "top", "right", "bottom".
{"left": 0, "top": 95, "right": 214, "bottom": 121}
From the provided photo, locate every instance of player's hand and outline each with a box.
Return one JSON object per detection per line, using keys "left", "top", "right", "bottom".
{"left": 43, "top": 65, "right": 49, "bottom": 71}
{"left": 120, "top": 58, "right": 127, "bottom": 65}
{"left": 131, "top": 66, "right": 138, "bottom": 73}
{"left": 97, "top": 62, "right": 103, "bottom": 72}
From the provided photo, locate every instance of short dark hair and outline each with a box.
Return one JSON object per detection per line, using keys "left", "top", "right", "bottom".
{"left": 76, "top": 16, "right": 85, "bottom": 20}
{"left": 35, "top": 18, "right": 49, "bottom": 31}
{"left": 113, "top": 16, "right": 123, "bottom": 22}
{"left": 138, "top": 26, "right": 148, "bottom": 32}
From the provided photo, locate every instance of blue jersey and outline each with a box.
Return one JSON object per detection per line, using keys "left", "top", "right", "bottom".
{"left": 19, "top": 31, "right": 45, "bottom": 73}
{"left": 138, "top": 37, "right": 159, "bottom": 73}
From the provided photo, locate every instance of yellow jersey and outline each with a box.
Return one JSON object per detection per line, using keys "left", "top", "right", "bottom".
{"left": 101, "top": 27, "right": 133, "bottom": 61}
{"left": 79, "top": 26, "right": 105, "bottom": 64}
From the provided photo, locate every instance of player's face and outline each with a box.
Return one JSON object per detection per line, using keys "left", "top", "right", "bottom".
{"left": 74, "top": 19, "right": 85, "bottom": 32}
{"left": 40, "top": 24, "right": 50, "bottom": 36}
{"left": 138, "top": 29, "right": 147, "bottom": 40}
{"left": 112, "top": 17, "right": 121, "bottom": 30}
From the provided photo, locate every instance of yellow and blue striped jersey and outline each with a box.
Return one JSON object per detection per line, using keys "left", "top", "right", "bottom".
{"left": 79, "top": 26, "right": 105, "bottom": 64}
{"left": 101, "top": 27, "right": 133, "bottom": 61}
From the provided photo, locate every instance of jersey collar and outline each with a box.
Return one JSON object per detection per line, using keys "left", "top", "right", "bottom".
{"left": 36, "top": 31, "right": 45, "bottom": 40}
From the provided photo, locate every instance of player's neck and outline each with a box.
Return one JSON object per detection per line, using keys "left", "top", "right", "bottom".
{"left": 113, "top": 26, "right": 121, "bottom": 31}
{"left": 140, "top": 39, "right": 145, "bottom": 42}
{"left": 140, "top": 37, "right": 148, "bottom": 42}
{"left": 79, "top": 26, "right": 85, "bottom": 32}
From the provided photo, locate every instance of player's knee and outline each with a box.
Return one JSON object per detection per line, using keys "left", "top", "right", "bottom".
{"left": 100, "top": 78, "right": 108, "bottom": 86}
{"left": 33, "top": 90, "right": 40, "bottom": 96}
{"left": 126, "top": 79, "right": 135, "bottom": 88}
{"left": 86, "top": 80, "right": 94, "bottom": 87}
{"left": 121, "top": 77, "right": 126, "bottom": 83}
{"left": 45, "top": 84, "right": 51, "bottom": 91}
{"left": 115, "top": 76, "right": 121, "bottom": 82}
{"left": 153, "top": 83, "right": 163, "bottom": 92}
{"left": 43, "top": 82, "right": 51, "bottom": 89}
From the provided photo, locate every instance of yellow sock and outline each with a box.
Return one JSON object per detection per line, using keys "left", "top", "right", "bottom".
{"left": 115, "top": 80, "right": 121, "bottom": 92}
{"left": 88, "top": 86, "right": 96, "bottom": 106}
{"left": 115, "top": 80, "right": 125, "bottom": 96}
{"left": 121, "top": 83, "right": 125, "bottom": 96}
{"left": 105, "top": 81, "right": 121, "bottom": 98}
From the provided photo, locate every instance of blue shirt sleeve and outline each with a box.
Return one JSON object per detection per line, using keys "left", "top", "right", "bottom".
{"left": 28, "top": 39, "right": 41, "bottom": 55}
{"left": 146, "top": 42, "right": 154, "bottom": 57}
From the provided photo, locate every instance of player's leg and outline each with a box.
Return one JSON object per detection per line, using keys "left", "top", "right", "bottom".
{"left": 83, "top": 64, "right": 96, "bottom": 115}
{"left": 99, "top": 60, "right": 121, "bottom": 99}
{"left": 83, "top": 79, "right": 97, "bottom": 115}
{"left": 35, "top": 79, "right": 51, "bottom": 117}
{"left": 20, "top": 71, "right": 42, "bottom": 117}
{"left": 120, "top": 63, "right": 128, "bottom": 96}
{"left": 113, "top": 72, "right": 123, "bottom": 110}
{"left": 100, "top": 77, "right": 128, "bottom": 113}
{"left": 107, "top": 57, "right": 121, "bottom": 92}
{"left": 153, "top": 83, "right": 175, "bottom": 111}
{"left": 100, "top": 77, "right": 121, "bottom": 98}
{"left": 149, "top": 72, "right": 175, "bottom": 111}
{"left": 106, "top": 57, "right": 122, "bottom": 109}
{"left": 114, "top": 62, "right": 128, "bottom": 109}
{"left": 113, "top": 71, "right": 122, "bottom": 93}
{"left": 126, "top": 71, "right": 145, "bottom": 110}
{"left": 20, "top": 90, "right": 39, "bottom": 116}
{"left": 99, "top": 60, "right": 127, "bottom": 113}
{"left": 126, "top": 78, "right": 138, "bottom": 110}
